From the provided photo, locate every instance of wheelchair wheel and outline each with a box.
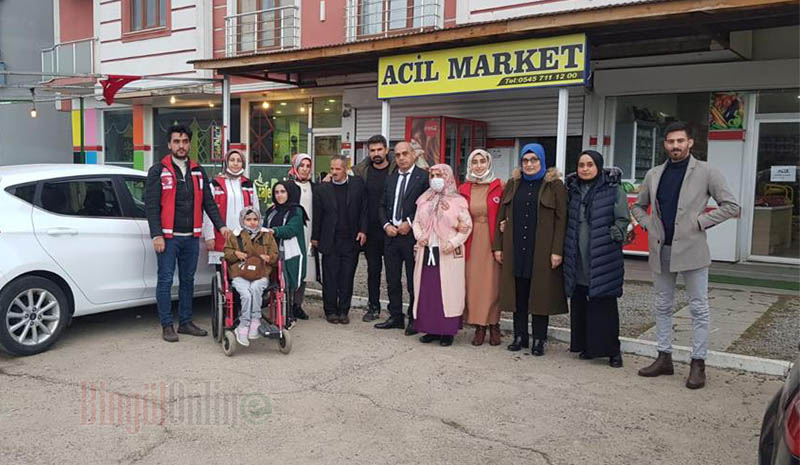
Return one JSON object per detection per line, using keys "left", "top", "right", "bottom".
{"left": 211, "top": 272, "right": 224, "bottom": 343}
{"left": 222, "top": 330, "right": 237, "bottom": 356}
{"left": 278, "top": 329, "right": 292, "bottom": 354}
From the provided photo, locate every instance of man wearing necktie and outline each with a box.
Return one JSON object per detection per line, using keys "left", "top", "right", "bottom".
{"left": 375, "top": 142, "right": 429, "bottom": 334}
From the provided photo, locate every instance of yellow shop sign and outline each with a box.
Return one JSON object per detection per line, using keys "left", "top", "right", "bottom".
{"left": 378, "top": 33, "right": 587, "bottom": 99}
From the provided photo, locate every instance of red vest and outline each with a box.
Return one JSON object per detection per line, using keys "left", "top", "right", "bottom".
{"left": 159, "top": 155, "right": 204, "bottom": 238}
{"left": 210, "top": 175, "right": 255, "bottom": 251}
{"left": 458, "top": 178, "right": 503, "bottom": 260}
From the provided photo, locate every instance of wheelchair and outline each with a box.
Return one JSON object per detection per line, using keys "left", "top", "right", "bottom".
{"left": 210, "top": 253, "right": 293, "bottom": 356}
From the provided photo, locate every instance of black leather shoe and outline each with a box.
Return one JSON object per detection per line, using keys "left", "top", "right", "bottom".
{"left": 338, "top": 314, "right": 350, "bottom": 325}
{"left": 419, "top": 334, "right": 440, "bottom": 343}
{"left": 531, "top": 339, "right": 545, "bottom": 356}
{"left": 578, "top": 352, "right": 594, "bottom": 360}
{"left": 507, "top": 336, "right": 528, "bottom": 352}
{"left": 439, "top": 336, "right": 454, "bottom": 347}
{"left": 362, "top": 310, "right": 379, "bottom": 322}
{"left": 177, "top": 322, "right": 207, "bottom": 337}
{"left": 293, "top": 305, "right": 309, "bottom": 320}
{"left": 326, "top": 314, "right": 340, "bottom": 324}
{"left": 375, "top": 316, "right": 404, "bottom": 329}
{"left": 162, "top": 325, "right": 179, "bottom": 342}
{"left": 609, "top": 353, "right": 623, "bottom": 368}
{"left": 404, "top": 317, "right": 418, "bottom": 336}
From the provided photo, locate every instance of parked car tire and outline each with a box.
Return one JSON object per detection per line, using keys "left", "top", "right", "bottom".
{"left": 0, "top": 276, "right": 70, "bottom": 356}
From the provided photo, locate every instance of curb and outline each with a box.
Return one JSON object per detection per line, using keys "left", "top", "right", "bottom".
{"left": 304, "top": 288, "right": 793, "bottom": 377}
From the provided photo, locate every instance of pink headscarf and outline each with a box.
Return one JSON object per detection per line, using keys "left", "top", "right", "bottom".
{"left": 415, "top": 164, "right": 468, "bottom": 244}
{"left": 287, "top": 153, "right": 312, "bottom": 181}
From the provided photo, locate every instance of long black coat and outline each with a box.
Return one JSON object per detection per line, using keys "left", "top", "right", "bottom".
{"left": 311, "top": 176, "right": 368, "bottom": 255}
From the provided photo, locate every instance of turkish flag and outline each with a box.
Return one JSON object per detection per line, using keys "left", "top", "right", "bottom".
{"left": 99, "top": 75, "right": 141, "bottom": 105}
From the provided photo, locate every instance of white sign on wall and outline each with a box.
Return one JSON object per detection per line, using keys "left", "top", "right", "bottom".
{"left": 770, "top": 165, "right": 797, "bottom": 182}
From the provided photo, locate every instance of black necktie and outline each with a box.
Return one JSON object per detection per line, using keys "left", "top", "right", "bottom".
{"left": 395, "top": 172, "right": 409, "bottom": 222}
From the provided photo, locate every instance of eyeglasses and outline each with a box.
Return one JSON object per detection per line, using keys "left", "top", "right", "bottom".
{"left": 521, "top": 158, "right": 540, "bottom": 165}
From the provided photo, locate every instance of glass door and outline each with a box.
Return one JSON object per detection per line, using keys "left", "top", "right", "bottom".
{"left": 749, "top": 119, "right": 800, "bottom": 262}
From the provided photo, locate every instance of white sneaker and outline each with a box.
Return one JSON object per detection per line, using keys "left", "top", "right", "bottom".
{"left": 236, "top": 326, "right": 250, "bottom": 347}
{"left": 248, "top": 320, "right": 261, "bottom": 339}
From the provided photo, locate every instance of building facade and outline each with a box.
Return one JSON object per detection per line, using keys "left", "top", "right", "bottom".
{"left": 53, "top": 0, "right": 799, "bottom": 265}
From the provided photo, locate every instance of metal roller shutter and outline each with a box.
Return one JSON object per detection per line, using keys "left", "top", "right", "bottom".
{"left": 354, "top": 92, "right": 584, "bottom": 142}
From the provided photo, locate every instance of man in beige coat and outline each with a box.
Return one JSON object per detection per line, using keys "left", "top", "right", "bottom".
{"left": 632, "top": 121, "right": 740, "bottom": 390}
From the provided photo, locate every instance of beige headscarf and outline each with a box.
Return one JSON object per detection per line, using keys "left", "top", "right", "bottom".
{"left": 465, "top": 149, "right": 496, "bottom": 184}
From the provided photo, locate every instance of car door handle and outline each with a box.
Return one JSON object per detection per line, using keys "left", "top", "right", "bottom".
{"left": 46, "top": 227, "right": 78, "bottom": 236}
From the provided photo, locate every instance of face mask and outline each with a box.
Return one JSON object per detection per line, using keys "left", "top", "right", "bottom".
{"left": 226, "top": 167, "right": 244, "bottom": 177}
{"left": 430, "top": 177, "right": 445, "bottom": 192}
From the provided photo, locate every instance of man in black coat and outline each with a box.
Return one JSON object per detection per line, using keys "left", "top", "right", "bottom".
{"left": 374, "top": 141, "right": 429, "bottom": 335}
{"left": 311, "top": 155, "right": 368, "bottom": 324}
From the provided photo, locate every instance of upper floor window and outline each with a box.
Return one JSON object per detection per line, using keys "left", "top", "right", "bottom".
{"left": 355, "top": 0, "right": 438, "bottom": 37}
{"left": 131, "top": 0, "right": 168, "bottom": 31}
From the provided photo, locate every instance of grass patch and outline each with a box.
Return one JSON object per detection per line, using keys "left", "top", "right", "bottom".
{"left": 709, "top": 274, "right": 800, "bottom": 291}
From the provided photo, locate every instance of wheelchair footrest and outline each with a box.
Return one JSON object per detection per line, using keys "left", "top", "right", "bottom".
{"left": 257, "top": 321, "right": 281, "bottom": 338}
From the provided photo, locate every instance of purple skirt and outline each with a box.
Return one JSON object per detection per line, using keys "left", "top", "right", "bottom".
{"left": 415, "top": 259, "right": 462, "bottom": 336}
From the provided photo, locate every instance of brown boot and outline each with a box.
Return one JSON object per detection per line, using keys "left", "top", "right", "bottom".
{"left": 488, "top": 324, "right": 501, "bottom": 346}
{"left": 471, "top": 326, "right": 486, "bottom": 346}
{"left": 686, "top": 359, "right": 706, "bottom": 389}
{"left": 637, "top": 351, "right": 674, "bottom": 377}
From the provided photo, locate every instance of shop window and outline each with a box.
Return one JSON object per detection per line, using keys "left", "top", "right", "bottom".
{"left": 612, "top": 93, "right": 710, "bottom": 182}
{"left": 757, "top": 88, "right": 800, "bottom": 114}
{"left": 152, "top": 106, "right": 234, "bottom": 173}
{"left": 312, "top": 97, "right": 342, "bottom": 128}
{"left": 104, "top": 110, "right": 134, "bottom": 168}
{"left": 249, "top": 100, "right": 309, "bottom": 165}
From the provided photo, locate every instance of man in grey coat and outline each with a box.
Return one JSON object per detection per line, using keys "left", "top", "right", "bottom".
{"left": 632, "top": 121, "right": 740, "bottom": 389}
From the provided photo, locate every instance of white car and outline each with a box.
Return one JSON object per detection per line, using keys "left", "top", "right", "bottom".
{"left": 0, "top": 164, "right": 213, "bottom": 355}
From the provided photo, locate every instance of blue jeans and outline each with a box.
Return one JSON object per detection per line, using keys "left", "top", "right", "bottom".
{"left": 156, "top": 236, "right": 199, "bottom": 327}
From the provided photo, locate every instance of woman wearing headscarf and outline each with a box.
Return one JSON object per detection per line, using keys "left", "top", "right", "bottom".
{"left": 263, "top": 181, "right": 309, "bottom": 324}
{"left": 204, "top": 149, "right": 260, "bottom": 258}
{"left": 412, "top": 164, "right": 472, "bottom": 347}
{"left": 458, "top": 149, "right": 504, "bottom": 346}
{"left": 287, "top": 153, "right": 315, "bottom": 320}
{"left": 223, "top": 207, "right": 278, "bottom": 346}
{"left": 493, "top": 143, "right": 568, "bottom": 356}
{"left": 563, "top": 150, "right": 629, "bottom": 368}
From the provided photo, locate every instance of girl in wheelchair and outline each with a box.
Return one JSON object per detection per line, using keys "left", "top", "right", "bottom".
{"left": 224, "top": 207, "right": 278, "bottom": 347}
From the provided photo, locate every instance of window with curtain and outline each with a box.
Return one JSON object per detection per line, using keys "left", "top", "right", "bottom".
{"left": 357, "top": 0, "right": 436, "bottom": 36}
{"left": 130, "top": 0, "right": 167, "bottom": 31}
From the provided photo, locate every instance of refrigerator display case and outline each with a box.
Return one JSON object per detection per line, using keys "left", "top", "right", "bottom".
{"left": 615, "top": 120, "right": 659, "bottom": 182}
{"left": 405, "top": 116, "right": 488, "bottom": 182}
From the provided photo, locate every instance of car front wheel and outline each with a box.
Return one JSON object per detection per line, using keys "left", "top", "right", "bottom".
{"left": 0, "top": 276, "right": 69, "bottom": 356}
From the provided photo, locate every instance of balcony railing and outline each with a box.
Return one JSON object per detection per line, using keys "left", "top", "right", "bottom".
{"left": 225, "top": 6, "right": 300, "bottom": 56}
{"left": 41, "top": 38, "right": 96, "bottom": 77}
{"left": 345, "top": 0, "right": 441, "bottom": 41}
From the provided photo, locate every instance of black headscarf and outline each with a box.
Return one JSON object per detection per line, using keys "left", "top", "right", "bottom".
{"left": 576, "top": 150, "right": 607, "bottom": 216}
{"left": 577, "top": 150, "right": 604, "bottom": 183}
{"left": 265, "top": 180, "right": 308, "bottom": 228}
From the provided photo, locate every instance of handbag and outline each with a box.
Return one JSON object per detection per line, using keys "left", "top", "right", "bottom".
{"left": 235, "top": 235, "right": 266, "bottom": 281}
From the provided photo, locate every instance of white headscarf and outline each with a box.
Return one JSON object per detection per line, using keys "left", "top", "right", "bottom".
{"left": 465, "top": 149, "right": 496, "bottom": 184}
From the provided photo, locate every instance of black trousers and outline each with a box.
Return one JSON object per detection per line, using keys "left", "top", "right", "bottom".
{"left": 321, "top": 235, "right": 358, "bottom": 316}
{"left": 364, "top": 226, "right": 386, "bottom": 312}
{"left": 384, "top": 234, "right": 415, "bottom": 318}
{"left": 514, "top": 277, "right": 549, "bottom": 342}
{"left": 569, "top": 285, "right": 621, "bottom": 357}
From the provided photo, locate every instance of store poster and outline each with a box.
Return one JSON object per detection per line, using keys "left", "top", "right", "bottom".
{"left": 709, "top": 93, "right": 745, "bottom": 130}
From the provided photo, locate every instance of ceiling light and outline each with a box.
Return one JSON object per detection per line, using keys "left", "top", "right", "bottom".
{"left": 169, "top": 96, "right": 176, "bottom": 104}
{"left": 324, "top": 107, "right": 330, "bottom": 112}
{"left": 280, "top": 102, "right": 287, "bottom": 106}
{"left": 208, "top": 102, "right": 215, "bottom": 108}
{"left": 328, "top": 99, "right": 336, "bottom": 103}
{"left": 30, "top": 107, "right": 37, "bottom": 118}
{"left": 300, "top": 106, "right": 305, "bottom": 113}
{"left": 262, "top": 101, "right": 270, "bottom": 109}
{"left": 276, "top": 110, "right": 282, "bottom": 114}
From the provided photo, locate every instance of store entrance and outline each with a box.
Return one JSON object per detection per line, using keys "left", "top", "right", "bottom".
{"left": 749, "top": 117, "right": 800, "bottom": 263}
